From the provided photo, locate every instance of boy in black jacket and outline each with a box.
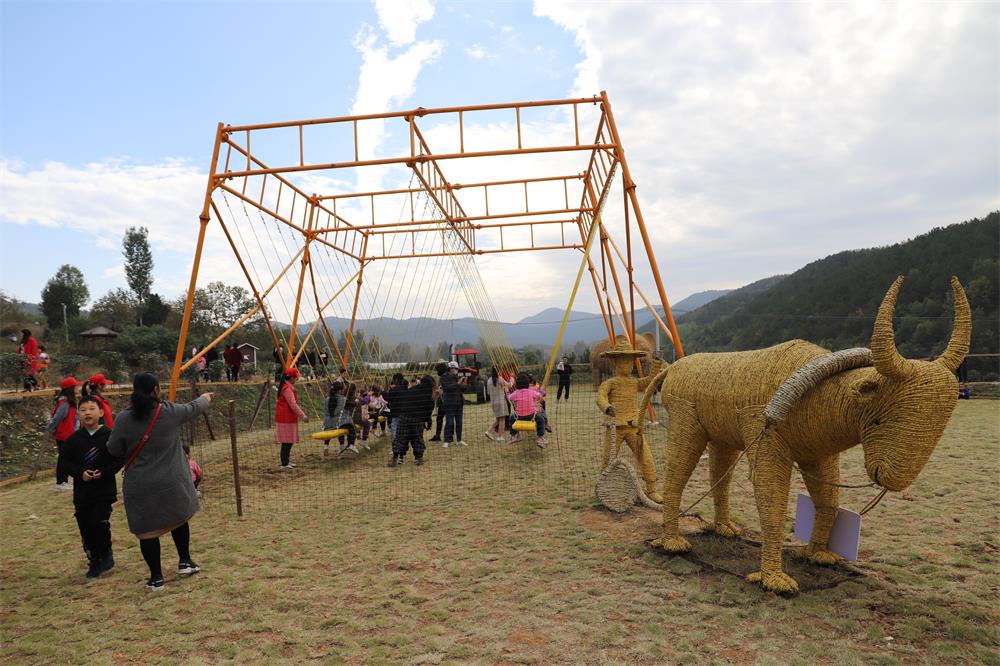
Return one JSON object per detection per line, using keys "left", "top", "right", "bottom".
{"left": 389, "top": 376, "right": 436, "bottom": 467}
{"left": 62, "top": 395, "right": 122, "bottom": 578}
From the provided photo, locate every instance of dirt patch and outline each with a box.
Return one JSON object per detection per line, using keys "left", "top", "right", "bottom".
{"left": 579, "top": 504, "right": 706, "bottom": 540}
{"left": 643, "top": 531, "right": 867, "bottom": 593}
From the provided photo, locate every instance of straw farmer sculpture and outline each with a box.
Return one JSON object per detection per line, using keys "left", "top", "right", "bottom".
{"left": 596, "top": 335, "right": 665, "bottom": 504}
{"left": 650, "top": 276, "right": 971, "bottom": 593}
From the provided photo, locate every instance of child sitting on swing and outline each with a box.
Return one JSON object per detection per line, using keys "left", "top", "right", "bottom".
{"left": 506, "top": 373, "right": 547, "bottom": 448}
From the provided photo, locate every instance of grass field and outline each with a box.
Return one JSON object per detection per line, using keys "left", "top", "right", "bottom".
{"left": 1, "top": 398, "right": 997, "bottom": 664}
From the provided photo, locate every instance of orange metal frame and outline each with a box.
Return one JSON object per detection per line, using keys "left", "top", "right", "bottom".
{"left": 168, "top": 91, "right": 685, "bottom": 399}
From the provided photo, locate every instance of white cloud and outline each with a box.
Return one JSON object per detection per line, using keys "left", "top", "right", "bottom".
{"left": 372, "top": 0, "right": 435, "bottom": 46}
{"left": 533, "top": 1, "right": 1000, "bottom": 303}
{"left": 465, "top": 43, "right": 487, "bottom": 60}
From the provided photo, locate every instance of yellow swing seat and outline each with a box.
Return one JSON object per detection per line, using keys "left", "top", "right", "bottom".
{"left": 512, "top": 419, "right": 536, "bottom": 433}
{"left": 368, "top": 415, "right": 387, "bottom": 424}
{"left": 311, "top": 428, "right": 348, "bottom": 441}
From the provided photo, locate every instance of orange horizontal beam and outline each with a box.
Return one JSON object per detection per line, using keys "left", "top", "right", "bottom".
{"left": 316, "top": 173, "right": 584, "bottom": 201}
{"left": 217, "top": 144, "right": 617, "bottom": 180}
{"left": 364, "top": 243, "right": 584, "bottom": 261}
{"left": 223, "top": 96, "right": 602, "bottom": 133}
{"left": 314, "top": 207, "right": 590, "bottom": 234}
{"left": 362, "top": 218, "right": 579, "bottom": 236}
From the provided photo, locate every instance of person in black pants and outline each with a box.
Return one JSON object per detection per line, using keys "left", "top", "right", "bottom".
{"left": 389, "top": 375, "right": 436, "bottom": 467}
{"left": 62, "top": 396, "right": 122, "bottom": 578}
{"left": 556, "top": 356, "right": 573, "bottom": 400}
{"left": 428, "top": 361, "right": 449, "bottom": 441}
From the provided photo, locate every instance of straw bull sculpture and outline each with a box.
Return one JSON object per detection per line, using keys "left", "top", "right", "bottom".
{"left": 642, "top": 276, "right": 971, "bottom": 593}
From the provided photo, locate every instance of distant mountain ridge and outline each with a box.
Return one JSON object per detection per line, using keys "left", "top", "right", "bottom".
{"left": 666, "top": 213, "right": 998, "bottom": 360}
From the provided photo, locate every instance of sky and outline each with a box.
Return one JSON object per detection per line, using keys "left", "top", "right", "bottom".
{"left": 2, "top": 0, "right": 998, "bottom": 325}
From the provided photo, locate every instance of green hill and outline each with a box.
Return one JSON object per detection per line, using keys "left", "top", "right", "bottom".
{"left": 663, "top": 213, "right": 998, "bottom": 376}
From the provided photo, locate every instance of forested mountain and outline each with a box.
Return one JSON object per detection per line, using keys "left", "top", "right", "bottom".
{"left": 667, "top": 213, "right": 998, "bottom": 367}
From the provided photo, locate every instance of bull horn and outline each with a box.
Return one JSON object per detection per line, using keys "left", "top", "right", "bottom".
{"left": 764, "top": 348, "right": 873, "bottom": 425}
{"left": 871, "top": 276, "right": 912, "bottom": 380}
{"left": 936, "top": 276, "right": 972, "bottom": 372}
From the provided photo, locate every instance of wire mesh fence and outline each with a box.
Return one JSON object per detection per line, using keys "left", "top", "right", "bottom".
{"left": 179, "top": 364, "right": 673, "bottom": 517}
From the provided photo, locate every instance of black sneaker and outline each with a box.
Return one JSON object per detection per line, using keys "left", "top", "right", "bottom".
{"left": 415, "top": 458, "right": 424, "bottom": 466}
{"left": 429, "top": 435, "right": 441, "bottom": 442}
{"left": 98, "top": 551, "right": 115, "bottom": 575}
{"left": 178, "top": 561, "right": 201, "bottom": 576}
{"left": 85, "top": 561, "right": 102, "bottom": 578}
{"left": 146, "top": 577, "right": 165, "bottom": 591}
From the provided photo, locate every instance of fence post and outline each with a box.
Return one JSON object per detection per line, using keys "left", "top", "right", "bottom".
{"left": 228, "top": 400, "right": 243, "bottom": 517}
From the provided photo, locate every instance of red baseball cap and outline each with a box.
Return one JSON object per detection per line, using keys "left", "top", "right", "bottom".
{"left": 285, "top": 367, "right": 302, "bottom": 378}
{"left": 60, "top": 376, "right": 83, "bottom": 389}
{"left": 88, "top": 373, "right": 113, "bottom": 386}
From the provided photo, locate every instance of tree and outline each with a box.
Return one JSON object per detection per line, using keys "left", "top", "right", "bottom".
{"left": 123, "top": 226, "right": 154, "bottom": 324}
{"left": 0, "top": 290, "right": 28, "bottom": 332}
{"left": 91, "top": 288, "right": 135, "bottom": 330}
{"left": 142, "top": 293, "right": 171, "bottom": 326}
{"left": 168, "top": 282, "right": 257, "bottom": 339}
{"left": 40, "top": 265, "right": 89, "bottom": 328}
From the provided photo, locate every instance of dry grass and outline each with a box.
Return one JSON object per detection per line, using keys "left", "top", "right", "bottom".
{"left": 1, "top": 398, "right": 997, "bottom": 664}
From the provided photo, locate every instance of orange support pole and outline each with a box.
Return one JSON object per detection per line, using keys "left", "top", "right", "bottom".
{"left": 169, "top": 123, "right": 224, "bottom": 400}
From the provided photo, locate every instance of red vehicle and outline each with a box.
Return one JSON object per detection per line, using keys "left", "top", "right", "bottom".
{"left": 451, "top": 348, "right": 485, "bottom": 402}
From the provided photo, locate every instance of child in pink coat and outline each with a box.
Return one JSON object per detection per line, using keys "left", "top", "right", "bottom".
{"left": 506, "top": 373, "right": 547, "bottom": 447}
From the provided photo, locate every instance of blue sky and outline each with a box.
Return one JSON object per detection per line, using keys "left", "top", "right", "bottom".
{"left": 2, "top": 1, "right": 997, "bottom": 323}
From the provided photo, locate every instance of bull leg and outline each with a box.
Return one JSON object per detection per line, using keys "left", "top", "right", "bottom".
{"left": 708, "top": 442, "right": 742, "bottom": 537}
{"left": 651, "top": 396, "right": 707, "bottom": 553}
{"left": 745, "top": 438, "right": 798, "bottom": 594}
{"left": 798, "top": 455, "right": 844, "bottom": 566}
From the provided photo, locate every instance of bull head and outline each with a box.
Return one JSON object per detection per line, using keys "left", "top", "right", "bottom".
{"left": 858, "top": 276, "right": 971, "bottom": 491}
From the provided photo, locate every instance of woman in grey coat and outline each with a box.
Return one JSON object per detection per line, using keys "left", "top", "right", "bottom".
{"left": 107, "top": 373, "right": 213, "bottom": 591}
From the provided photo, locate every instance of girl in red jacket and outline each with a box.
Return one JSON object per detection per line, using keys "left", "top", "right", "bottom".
{"left": 275, "top": 368, "right": 308, "bottom": 469}
{"left": 83, "top": 373, "right": 115, "bottom": 428}
{"left": 47, "top": 376, "right": 81, "bottom": 490}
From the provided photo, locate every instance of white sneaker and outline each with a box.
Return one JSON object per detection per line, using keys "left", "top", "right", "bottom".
{"left": 288, "top": 462, "right": 296, "bottom": 468}
{"left": 279, "top": 464, "right": 293, "bottom": 470}
{"left": 442, "top": 441, "right": 450, "bottom": 448}
{"left": 349, "top": 445, "right": 360, "bottom": 454}
{"left": 536, "top": 437, "right": 548, "bottom": 449}
{"left": 361, "top": 441, "right": 371, "bottom": 450}
{"left": 54, "top": 482, "right": 71, "bottom": 491}
{"left": 509, "top": 433, "right": 522, "bottom": 443}
{"left": 458, "top": 440, "right": 467, "bottom": 447}
{"left": 485, "top": 431, "right": 495, "bottom": 441}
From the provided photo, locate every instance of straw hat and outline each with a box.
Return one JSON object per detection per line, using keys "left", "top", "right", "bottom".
{"left": 601, "top": 335, "right": 649, "bottom": 358}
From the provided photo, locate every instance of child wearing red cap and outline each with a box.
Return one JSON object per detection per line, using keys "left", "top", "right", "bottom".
{"left": 274, "top": 368, "right": 308, "bottom": 469}
{"left": 47, "top": 377, "right": 81, "bottom": 490}
{"left": 83, "top": 373, "right": 115, "bottom": 428}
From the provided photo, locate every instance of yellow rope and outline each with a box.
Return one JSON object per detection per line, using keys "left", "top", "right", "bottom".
{"left": 541, "top": 211, "right": 605, "bottom": 388}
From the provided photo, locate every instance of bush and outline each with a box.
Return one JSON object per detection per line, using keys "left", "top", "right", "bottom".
{"left": 137, "top": 352, "right": 166, "bottom": 377}
{"left": 0, "top": 352, "right": 22, "bottom": 386}
{"left": 113, "top": 325, "right": 178, "bottom": 366}
{"left": 56, "top": 354, "right": 88, "bottom": 377}
{"left": 96, "top": 351, "right": 125, "bottom": 382}
{"left": 208, "top": 359, "right": 225, "bottom": 382}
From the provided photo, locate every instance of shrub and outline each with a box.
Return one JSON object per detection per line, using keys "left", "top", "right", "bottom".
{"left": 0, "top": 352, "right": 22, "bottom": 386}
{"left": 96, "top": 351, "right": 125, "bottom": 382}
{"left": 208, "top": 359, "right": 225, "bottom": 382}
{"left": 137, "top": 352, "right": 166, "bottom": 377}
{"left": 56, "top": 354, "right": 88, "bottom": 377}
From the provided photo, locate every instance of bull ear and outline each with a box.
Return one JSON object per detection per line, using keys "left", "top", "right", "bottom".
{"left": 849, "top": 375, "right": 880, "bottom": 402}
{"left": 936, "top": 276, "right": 972, "bottom": 372}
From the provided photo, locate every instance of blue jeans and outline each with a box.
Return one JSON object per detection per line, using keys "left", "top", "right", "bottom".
{"left": 443, "top": 403, "right": 464, "bottom": 442}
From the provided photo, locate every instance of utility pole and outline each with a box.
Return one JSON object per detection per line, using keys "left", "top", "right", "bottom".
{"left": 61, "top": 303, "right": 68, "bottom": 344}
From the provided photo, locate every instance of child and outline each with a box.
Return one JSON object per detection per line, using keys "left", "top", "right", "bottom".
{"left": 62, "top": 395, "right": 121, "bottom": 577}
{"left": 274, "top": 367, "right": 309, "bottom": 469}
{"left": 382, "top": 374, "right": 406, "bottom": 459}
{"left": 506, "top": 373, "right": 547, "bottom": 448}
{"left": 336, "top": 383, "right": 359, "bottom": 454}
{"left": 47, "top": 377, "right": 81, "bottom": 490}
{"left": 83, "top": 373, "right": 115, "bottom": 428}
{"left": 356, "top": 387, "right": 372, "bottom": 450}
{"left": 37, "top": 347, "right": 49, "bottom": 389}
{"left": 484, "top": 367, "right": 511, "bottom": 443}
{"left": 183, "top": 444, "right": 203, "bottom": 493}
{"left": 368, "top": 387, "right": 388, "bottom": 438}
{"left": 389, "top": 375, "right": 435, "bottom": 467}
